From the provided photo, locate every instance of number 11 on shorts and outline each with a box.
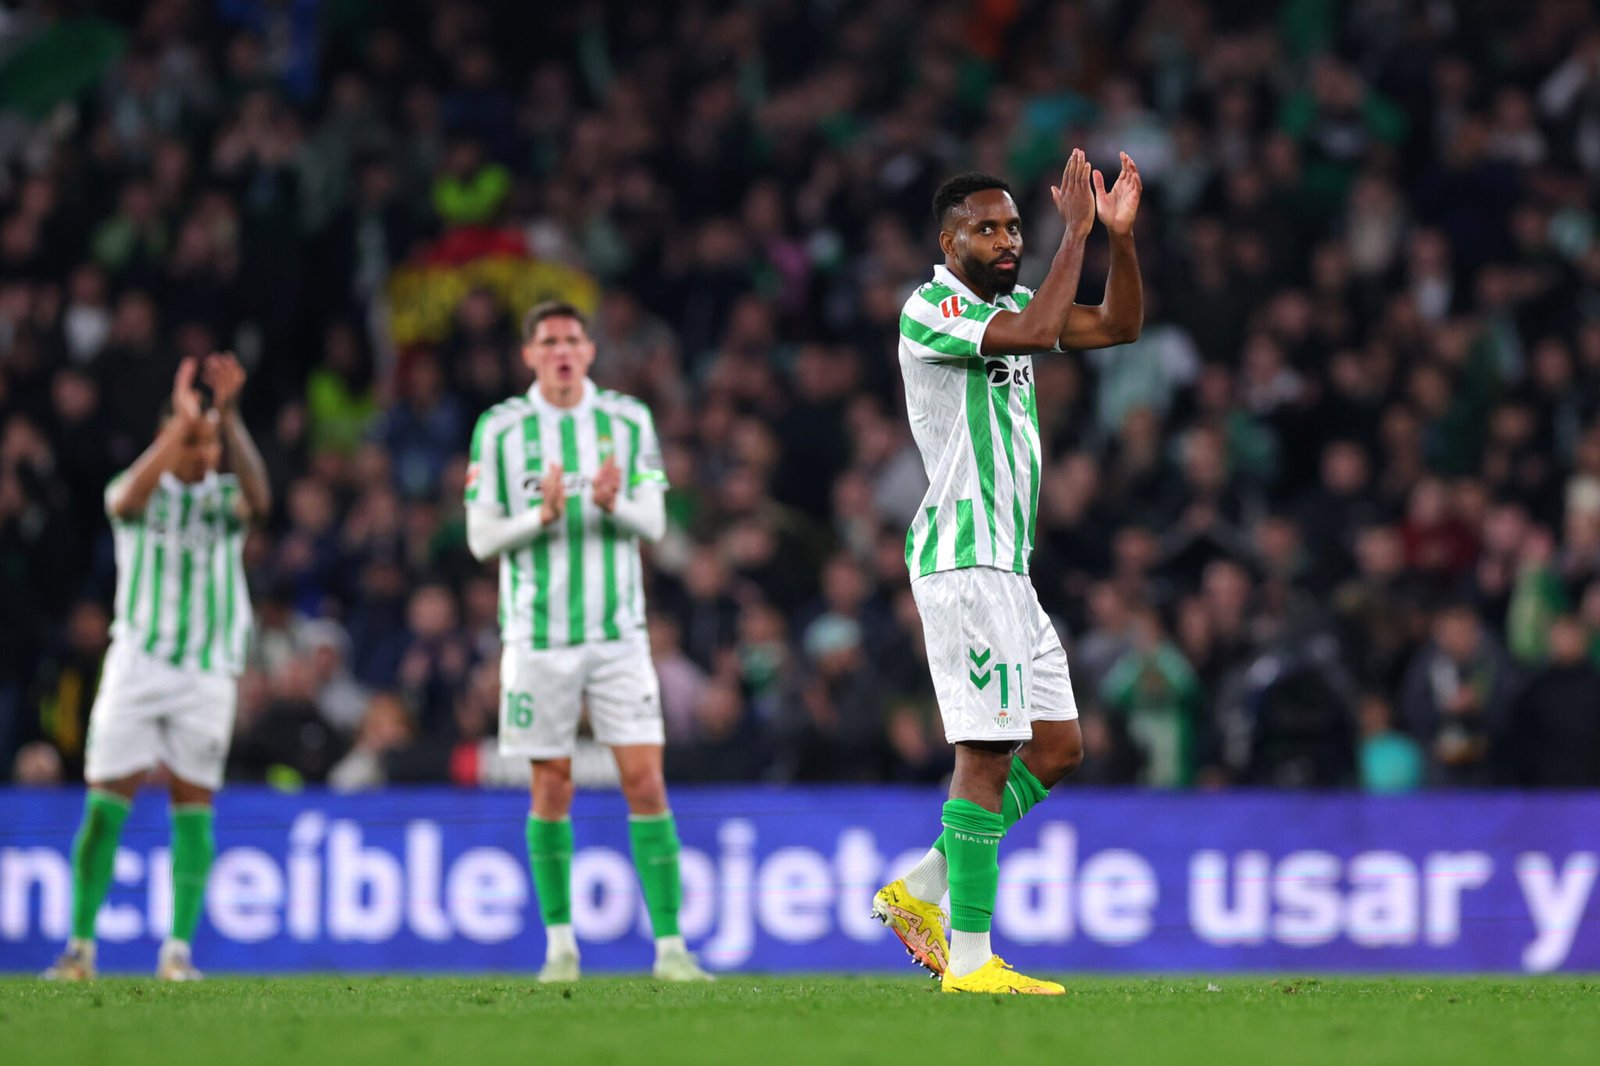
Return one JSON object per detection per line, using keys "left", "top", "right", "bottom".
{"left": 996, "top": 662, "right": 1025, "bottom": 710}
{"left": 969, "top": 647, "right": 1025, "bottom": 710}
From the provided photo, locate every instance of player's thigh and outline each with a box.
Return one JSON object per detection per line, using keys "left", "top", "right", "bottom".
{"left": 499, "top": 644, "right": 585, "bottom": 758}
{"left": 1027, "top": 589, "right": 1080, "bottom": 725}
{"left": 585, "top": 636, "right": 665, "bottom": 749}
{"left": 84, "top": 646, "right": 168, "bottom": 785}
{"left": 162, "top": 670, "right": 238, "bottom": 792}
{"left": 911, "top": 569, "right": 1036, "bottom": 745}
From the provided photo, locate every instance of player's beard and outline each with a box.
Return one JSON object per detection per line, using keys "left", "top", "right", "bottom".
{"left": 961, "top": 251, "right": 1019, "bottom": 297}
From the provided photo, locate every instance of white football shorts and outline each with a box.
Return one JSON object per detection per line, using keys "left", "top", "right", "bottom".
{"left": 499, "top": 635, "right": 665, "bottom": 758}
{"left": 84, "top": 642, "right": 238, "bottom": 790}
{"left": 911, "top": 567, "right": 1078, "bottom": 744}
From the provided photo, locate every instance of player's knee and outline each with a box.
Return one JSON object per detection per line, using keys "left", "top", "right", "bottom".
{"left": 1034, "top": 730, "right": 1084, "bottom": 787}
{"left": 531, "top": 762, "right": 575, "bottom": 814}
{"left": 619, "top": 764, "right": 666, "bottom": 810}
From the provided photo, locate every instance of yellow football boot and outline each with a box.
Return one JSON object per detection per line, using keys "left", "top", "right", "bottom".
{"left": 941, "top": 956, "right": 1065, "bottom": 995}
{"left": 871, "top": 879, "right": 949, "bottom": 977}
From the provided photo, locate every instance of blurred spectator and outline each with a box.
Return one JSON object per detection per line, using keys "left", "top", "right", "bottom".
{"left": 299, "top": 618, "right": 371, "bottom": 734}
{"left": 329, "top": 691, "right": 416, "bottom": 792}
{"left": 1508, "top": 616, "right": 1600, "bottom": 786}
{"left": 666, "top": 674, "right": 772, "bottom": 784}
{"left": 1099, "top": 606, "right": 1204, "bottom": 788}
{"left": 779, "top": 615, "right": 886, "bottom": 782}
{"left": 12, "top": 741, "right": 63, "bottom": 786}
{"left": 396, "top": 582, "right": 473, "bottom": 736}
{"left": 1399, "top": 604, "right": 1517, "bottom": 787}
{"left": 1357, "top": 694, "right": 1424, "bottom": 794}
{"left": 376, "top": 353, "right": 466, "bottom": 501}
{"left": 20, "top": 600, "right": 110, "bottom": 780}
{"left": 230, "top": 656, "right": 344, "bottom": 785}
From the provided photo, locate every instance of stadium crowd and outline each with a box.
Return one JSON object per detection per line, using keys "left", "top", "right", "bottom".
{"left": 3, "top": 0, "right": 1600, "bottom": 792}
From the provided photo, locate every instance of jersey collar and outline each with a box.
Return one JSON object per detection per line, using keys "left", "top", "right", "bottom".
{"left": 933, "top": 263, "right": 991, "bottom": 308}
{"left": 159, "top": 469, "right": 217, "bottom": 493}
{"left": 527, "top": 377, "right": 595, "bottom": 416}
{"left": 933, "top": 263, "right": 1025, "bottom": 311}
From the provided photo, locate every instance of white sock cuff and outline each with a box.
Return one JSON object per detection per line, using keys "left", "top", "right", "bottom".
{"left": 545, "top": 923, "right": 578, "bottom": 957}
{"left": 903, "top": 846, "right": 949, "bottom": 903}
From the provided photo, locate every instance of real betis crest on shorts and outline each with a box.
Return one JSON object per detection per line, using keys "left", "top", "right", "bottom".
{"left": 967, "top": 644, "right": 1027, "bottom": 730}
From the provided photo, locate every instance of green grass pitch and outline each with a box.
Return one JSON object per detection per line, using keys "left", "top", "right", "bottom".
{"left": 4, "top": 975, "right": 1599, "bottom": 1066}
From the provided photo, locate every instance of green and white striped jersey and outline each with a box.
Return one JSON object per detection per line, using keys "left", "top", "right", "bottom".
{"left": 106, "top": 470, "right": 253, "bottom": 676}
{"left": 465, "top": 380, "right": 667, "bottom": 649}
{"left": 899, "top": 264, "right": 1044, "bottom": 578}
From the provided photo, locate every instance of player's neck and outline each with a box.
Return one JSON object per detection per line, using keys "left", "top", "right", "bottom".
{"left": 945, "top": 260, "right": 995, "bottom": 304}
{"left": 536, "top": 378, "right": 586, "bottom": 409}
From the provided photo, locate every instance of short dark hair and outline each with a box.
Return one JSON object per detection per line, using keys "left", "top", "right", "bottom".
{"left": 523, "top": 300, "right": 588, "bottom": 341}
{"left": 933, "top": 172, "right": 1012, "bottom": 227}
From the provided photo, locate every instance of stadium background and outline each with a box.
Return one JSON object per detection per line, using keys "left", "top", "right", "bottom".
{"left": 1, "top": 0, "right": 1599, "bottom": 974}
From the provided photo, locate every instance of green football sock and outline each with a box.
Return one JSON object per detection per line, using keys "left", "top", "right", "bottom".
{"left": 931, "top": 756, "right": 1048, "bottom": 857}
{"left": 941, "top": 799, "right": 1005, "bottom": 933}
{"left": 527, "top": 816, "right": 573, "bottom": 927}
{"left": 170, "top": 806, "right": 215, "bottom": 943}
{"left": 628, "top": 812, "right": 682, "bottom": 939}
{"left": 70, "top": 790, "right": 132, "bottom": 940}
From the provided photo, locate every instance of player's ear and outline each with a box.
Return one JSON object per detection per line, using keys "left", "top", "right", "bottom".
{"left": 938, "top": 227, "right": 956, "bottom": 258}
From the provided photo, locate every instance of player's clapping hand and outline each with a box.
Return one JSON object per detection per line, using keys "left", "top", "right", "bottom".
{"left": 539, "top": 464, "right": 566, "bottom": 525}
{"left": 203, "top": 351, "right": 247, "bottom": 412}
{"left": 592, "top": 458, "right": 622, "bottom": 513}
{"left": 1051, "top": 149, "right": 1095, "bottom": 242}
{"left": 1094, "top": 152, "right": 1143, "bottom": 237}
{"left": 171, "top": 357, "right": 204, "bottom": 427}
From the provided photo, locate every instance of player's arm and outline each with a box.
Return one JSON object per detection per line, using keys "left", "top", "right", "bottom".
{"left": 466, "top": 464, "right": 564, "bottom": 560}
{"left": 1060, "top": 152, "right": 1144, "bottom": 350}
{"left": 592, "top": 411, "right": 667, "bottom": 542}
{"left": 978, "top": 150, "right": 1097, "bottom": 355}
{"left": 107, "top": 358, "right": 204, "bottom": 521}
{"left": 204, "top": 352, "right": 272, "bottom": 524}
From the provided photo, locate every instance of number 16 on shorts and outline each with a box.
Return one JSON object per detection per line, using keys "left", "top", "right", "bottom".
{"left": 969, "top": 645, "right": 1025, "bottom": 728}
{"left": 505, "top": 691, "right": 534, "bottom": 729}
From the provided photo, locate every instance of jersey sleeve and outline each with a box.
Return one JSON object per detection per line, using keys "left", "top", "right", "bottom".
{"left": 104, "top": 470, "right": 133, "bottom": 523}
{"left": 899, "top": 288, "right": 1000, "bottom": 363}
{"left": 628, "top": 408, "right": 668, "bottom": 492}
{"left": 465, "top": 409, "right": 509, "bottom": 516}
{"left": 218, "top": 474, "right": 248, "bottom": 529}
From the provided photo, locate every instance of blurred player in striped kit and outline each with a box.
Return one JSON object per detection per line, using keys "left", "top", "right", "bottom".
{"left": 45, "top": 354, "right": 270, "bottom": 981}
{"left": 465, "top": 301, "right": 710, "bottom": 983}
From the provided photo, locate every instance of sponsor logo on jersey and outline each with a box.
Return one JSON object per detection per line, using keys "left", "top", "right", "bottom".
{"left": 465, "top": 464, "right": 481, "bottom": 490}
{"left": 940, "top": 295, "right": 965, "bottom": 319}
{"left": 985, "top": 359, "right": 1033, "bottom": 388}
{"left": 520, "top": 472, "right": 592, "bottom": 497}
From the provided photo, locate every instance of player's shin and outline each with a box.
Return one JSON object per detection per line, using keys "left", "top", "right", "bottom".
{"left": 527, "top": 816, "right": 576, "bottom": 956}
{"left": 941, "top": 799, "right": 1004, "bottom": 978}
{"left": 906, "top": 757, "right": 1047, "bottom": 903}
{"left": 169, "top": 805, "right": 215, "bottom": 945}
{"left": 628, "top": 812, "right": 683, "bottom": 943}
{"left": 69, "top": 790, "right": 133, "bottom": 949}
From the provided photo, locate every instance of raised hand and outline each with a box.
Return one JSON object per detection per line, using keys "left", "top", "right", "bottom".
{"left": 171, "top": 357, "right": 204, "bottom": 427}
{"left": 1051, "top": 149, "right": 1096, "bottom": 242}
{"left": 202, "top": 351, "right": 247, "bottom": 412}
{"left": 1094, "top": 152, "right": 1143, "bottom": 237}
{"left": 539, "top": 464, "right": 566, "bottom": 525}
{"left": 592, "top": 457, "right": 622, "bottom": 513}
